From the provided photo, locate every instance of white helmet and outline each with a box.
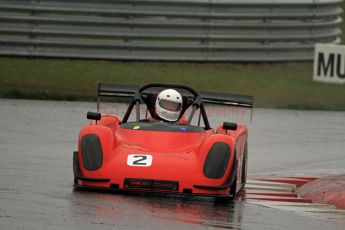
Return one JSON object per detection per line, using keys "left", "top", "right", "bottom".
{"left": 155, "top": 89, "right": 183, "bottom": 122}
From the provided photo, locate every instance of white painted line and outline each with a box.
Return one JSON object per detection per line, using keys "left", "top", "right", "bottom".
{"left": 245, "top": 184, "right": 294, "bottom": 192}
{"left": 244, "top": 189, "right": 296, "bottom": 195}
{"left": 245, "top": 195, "right": 302, "bottom": 200}
{"left": 306, "top": 209, "right": 345, "bottom": 215}
{"left": 245, "top": 200, "right": 314, "bottom": 206}
{"left": 246, "top": 179, "right": 297, "bottom": 189}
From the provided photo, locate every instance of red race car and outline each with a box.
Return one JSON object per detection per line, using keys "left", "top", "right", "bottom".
{"left": 73, "top": 83, "right": 253, "bottom": 200}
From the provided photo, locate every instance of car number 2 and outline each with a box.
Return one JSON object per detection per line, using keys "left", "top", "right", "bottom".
{"left": 127, "top": 154, "right": 153, "bottom": 167}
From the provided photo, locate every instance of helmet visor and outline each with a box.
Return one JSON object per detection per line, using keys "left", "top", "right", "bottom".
{"left": 159, "top": 99, "right": 182, "bottom": 112}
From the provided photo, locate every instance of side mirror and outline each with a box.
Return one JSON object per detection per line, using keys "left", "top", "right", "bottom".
{"left": 223, "top": 122, "right": 237, "bottom": 131}
{"left": 87, "top": 112, "right": 101, "bottom": 121}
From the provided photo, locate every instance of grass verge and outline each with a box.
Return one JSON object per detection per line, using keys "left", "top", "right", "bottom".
{"left": 1, "top": 57, "right": 345, "bottom": 110}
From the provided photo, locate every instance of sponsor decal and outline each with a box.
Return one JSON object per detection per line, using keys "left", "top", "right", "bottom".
{"left": 179, "top": 127, "right": 188, "bottom": 132}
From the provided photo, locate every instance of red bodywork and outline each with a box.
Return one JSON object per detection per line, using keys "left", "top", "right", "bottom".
{"left": 75, "top": 114, "right": 248, "bottom": 198}
{"left": 74, "top": 83, "right": 251, "bottom": 199}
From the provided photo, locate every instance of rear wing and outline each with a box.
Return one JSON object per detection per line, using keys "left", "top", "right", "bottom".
{"left": 98, "top": 82, "right": 253, "bottom": 107}
{"left": 200, "top": 92, "right": 253, "bottom": 108}
{"left": 97, "top": 82, "right": 254, "bottom": 121}
{"left": 98, "top": 83, "right": 136, "bottom": 98}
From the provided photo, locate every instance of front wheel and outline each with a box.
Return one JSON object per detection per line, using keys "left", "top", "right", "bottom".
{"left": 214, "top": 179, "right": 237, "bottom": 203}
{"left": 241, "top": 142, "right": 248, "bottom": 186}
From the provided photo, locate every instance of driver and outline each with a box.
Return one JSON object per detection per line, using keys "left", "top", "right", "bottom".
{"left": 155, "top": 89, "right": 183, "bottom": 122}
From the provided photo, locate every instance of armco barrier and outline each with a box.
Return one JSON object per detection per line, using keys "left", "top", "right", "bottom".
{"left": 0, "top": 0, "right": 343, "bottom": 61}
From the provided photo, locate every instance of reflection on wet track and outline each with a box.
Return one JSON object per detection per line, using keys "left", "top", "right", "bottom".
{"left": 1, "top": 99, "right": 345, "bottom": 230}
{"left": 70, "top": 190, "right": 243, "bottom": 229}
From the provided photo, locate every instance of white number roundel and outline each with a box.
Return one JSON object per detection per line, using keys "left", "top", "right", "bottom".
{"left": 127, "top": 154, "right": 153, "bottom": 167}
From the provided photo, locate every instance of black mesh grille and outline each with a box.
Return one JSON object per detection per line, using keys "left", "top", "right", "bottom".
{"left": 124, "top": 178, "right": 179, "bottom": 191}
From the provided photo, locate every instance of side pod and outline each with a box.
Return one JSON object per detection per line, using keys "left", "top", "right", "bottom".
{"left": 194, "top": 134, "right": 237, "bottom": 190}
{"left": 77, "top": 125, "right": 114, "bottom": 179}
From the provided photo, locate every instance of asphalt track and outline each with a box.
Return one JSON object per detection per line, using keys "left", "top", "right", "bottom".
{"left": 1, "top": 99, "right": 345, "bottom": 230}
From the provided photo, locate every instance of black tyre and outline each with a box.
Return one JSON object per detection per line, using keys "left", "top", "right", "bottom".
{"left": 214, "top": 178, "right": 236, "bottom": 203}
{"left": 241, "top": 142, "right": 248, "bottom": 186}
{"left": 229, "top": 178, "right": 237, "bottom": 200}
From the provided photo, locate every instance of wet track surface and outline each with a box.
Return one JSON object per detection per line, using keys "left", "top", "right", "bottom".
{"left": 1, "top": 99, "right": 345, "bottom": 229}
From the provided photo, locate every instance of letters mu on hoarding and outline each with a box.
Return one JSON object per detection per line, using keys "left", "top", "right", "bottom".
{"left": 313, "top": 44, "right": 345, "bottom": 84}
